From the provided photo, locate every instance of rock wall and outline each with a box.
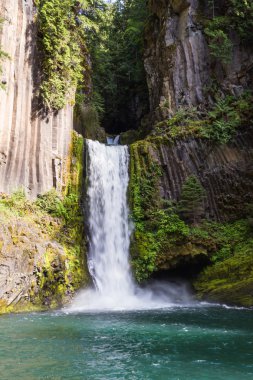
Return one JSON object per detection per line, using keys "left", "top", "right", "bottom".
{"left": 0, "top": 218, "right": 66, "bottom": 311}
{"left": 145, "top": 0, "right": 253, "bottom": 119}
{"left": 0, "top": 131, "right": 88, "bottom": 314}
{"left": 131, "top": 133, "right": 253, "bottom": 222}
{"left": 0, "top": 0, "right": 73, "bottom": 198}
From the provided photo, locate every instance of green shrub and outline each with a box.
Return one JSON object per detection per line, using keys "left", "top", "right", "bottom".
{"left": 202, "top": 0, "right": 253, "bottom": 64}
{"left": 204, "top": 93, "right": 253, "bottom": 143}
{"left": 205, "top": 28, "right": 232, "bottom": 65}
{"left": 178, "top": 176, "right": 206, "bottom": 224}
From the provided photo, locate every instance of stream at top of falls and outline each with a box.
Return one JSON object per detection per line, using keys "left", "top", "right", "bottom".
{"left": 67, "top": 139, "right": 194, "bottom": 312}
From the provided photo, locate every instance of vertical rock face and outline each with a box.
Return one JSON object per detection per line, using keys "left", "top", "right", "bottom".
{"left": 0, "top": 0, "right": 73, "bottom": 198}
{"left": 145, "top": 0, "right": 253, "bottom": 118}
{"left": 130, "top": 133, "right": 253, "bottom": 224}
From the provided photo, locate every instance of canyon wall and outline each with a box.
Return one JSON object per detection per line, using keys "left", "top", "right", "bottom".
{"left": 131, "top": 134, "right": 253, "bottom": 223}
{"left": 0, "top": 0, "right": 73, "bottom": 198}
{"left": 145, "top": 0, "right": 253, "bottom": 119}
{"left": 140, "top": 0, "right": 253, "bottom": 222}
{"left": 129, "top": 0, "right": 253, "bottom": 305}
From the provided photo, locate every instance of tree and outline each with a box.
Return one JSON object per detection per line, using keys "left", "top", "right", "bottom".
{"left": 89, "top": 0, "right": 149, "bottom": 132}
{"left": 178, "top": 176, "right": 206, "bottom": 224}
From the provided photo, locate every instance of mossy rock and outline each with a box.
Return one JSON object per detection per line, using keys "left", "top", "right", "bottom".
{"left": 194, "top": 244, "right": 253, "bottom": 307}
{"left": 120, "top": 130, "right": 140, "bottom": 145}
{"left": 0, "top": 132, "right": 90, "bottom": 314}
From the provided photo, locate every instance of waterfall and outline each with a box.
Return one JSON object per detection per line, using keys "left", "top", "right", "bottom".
{"left": 68, "top": 140, "right": 193, "bottom": 312}
{"left": 86, "top": 139, "right": 135, "bottom": 300}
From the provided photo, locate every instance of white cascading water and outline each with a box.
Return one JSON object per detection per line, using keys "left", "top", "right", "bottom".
{"left": 68, "top": 139, "right": 193, "bottom": 312}
{"left": 87, "top": 139, "right": 135, "bottom": 299}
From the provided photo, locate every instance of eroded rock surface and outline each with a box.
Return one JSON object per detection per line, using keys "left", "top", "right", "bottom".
{"left": 145, "top": 0, "right": 253, "bottom": 119}
{"left": 0, "top": 217, "right": 66, "bottom": 312}
{"left": 0, "top": 0, "right": 73, "bottom": 197}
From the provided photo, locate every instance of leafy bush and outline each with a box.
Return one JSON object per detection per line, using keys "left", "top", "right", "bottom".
{"left": 203, "top": 0, "right": 253, "bottom": 64}
{"left": 0, "top": 189, "right": 32, "bottom": 216}
{"left": 154, "top": 92, "right": 252, "bottom": 144}
{"left": 204, "top": 93, "right": 253, "bottom": 143}
{"left": 191, "top": 219, "right": 251, "bottom": 263}
{"left": 205, "top": 27, "right": 232, "bottom": 65}
{"left": 36, "top": 189, "right": 64, "bottom": 216}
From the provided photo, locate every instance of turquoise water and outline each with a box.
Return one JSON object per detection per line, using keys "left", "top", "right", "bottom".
{"left": 0, "top": 306, "right": 252, "bottom": 380}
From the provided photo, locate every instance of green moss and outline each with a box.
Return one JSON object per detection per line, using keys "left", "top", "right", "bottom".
{"left": 74, "top": 105, "right": 106, "bottom": 142}
{"left": 129, "top": 140, "right": 193, "bottom": 282}
{"left": 129, "top": 138, "right": 253, "bottom": 304}
{"left": 35, "top": 0, "right": 90, "bottom": 110}
{"left": 194, "top": 239, "right": 253, "bottom": 307}
{"left": 0, "top": 132, "right": 89, "bottom": 313}
{"left": 120, "top": 130, "right": 140, "bottom": 145}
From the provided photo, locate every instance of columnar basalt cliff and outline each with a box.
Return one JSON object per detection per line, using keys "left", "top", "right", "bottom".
{"left": 131, "top": 134, "right": 253, "bottom": 222}
{"left": 0, "top": 131, "right": 89, "bottom": 314}
{"left": 145, "top": 0, "right": 253, "bottom": 119}
{"left": 129, "top": 0, "right": 253, "bottom": 306}
{"left": 0, "top": 0, "right": 73, "bottom": 198}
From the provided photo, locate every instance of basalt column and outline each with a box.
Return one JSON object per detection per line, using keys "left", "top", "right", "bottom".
{"left": 0, "top": 0, "right": 73, "bottom": 198}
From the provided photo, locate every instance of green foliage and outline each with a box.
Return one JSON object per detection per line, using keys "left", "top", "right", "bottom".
{"left": 178, "top": 176, "right": 206, "bottom": 224}
{"left": 194, "top": 237, "right": 253, "bottom": 307}
{"left": 130, "top": 141, "right": 190, "bottom": 282}
{"left": 89, "top": 0, "right": 149, "bottom": 130}
{"left": 205, "top": 26, "right": 232, "bottom": 65}
{"left": 35, "top": 0, "right": 98, "bottom": 109}
{"left": 0, "top": 189, "right": 33, "bottom": 217}
{"left": 203, "top": 0, "right": 253, "bottom": 64}
{"left": 36, "top": 189, "right": 67, "bottom": 218}
{"left": 190, "top": 219, "right": 251, "bottom": 263}
{"left": 153, "top": 92, "right": 253, "bottom": 144}
{"left": 204, "top": 92, "right": 253, "bottom": 143}
{"left": 225, "top": 0, "right": 253, "bottom": 43}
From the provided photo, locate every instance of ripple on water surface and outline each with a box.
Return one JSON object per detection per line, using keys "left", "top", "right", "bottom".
{"left": 0, "top": 306, "right": 252, "bottom": 380}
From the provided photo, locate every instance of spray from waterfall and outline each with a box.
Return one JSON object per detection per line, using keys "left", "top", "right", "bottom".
{"left": 67, "top": 139, "right": 193, "bottom": 312}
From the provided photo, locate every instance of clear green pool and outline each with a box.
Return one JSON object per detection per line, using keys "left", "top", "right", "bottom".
{"left": 0, "top": 306, "right": 252, "bottom": 380}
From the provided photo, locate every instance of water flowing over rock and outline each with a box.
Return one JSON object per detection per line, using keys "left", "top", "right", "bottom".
{"left": 86, "top": 140, "right": 134, "bottom": 299}
{"left": 68, "top": 140, "right": 194, "bottom": 312}
{"left": 0, "top": 0, "right": 73, "bottom": 197}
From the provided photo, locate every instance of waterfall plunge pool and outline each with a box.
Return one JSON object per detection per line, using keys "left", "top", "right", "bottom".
{"left": 1, "top": 141, "right": 251, "bottom": 379}
{"left": 0, "top": 306, "right": 252, "bottom": 380}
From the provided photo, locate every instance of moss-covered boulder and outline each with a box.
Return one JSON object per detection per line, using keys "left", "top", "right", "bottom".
{"left": 194, "top": 239, "right": 253, "bottom": 307}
